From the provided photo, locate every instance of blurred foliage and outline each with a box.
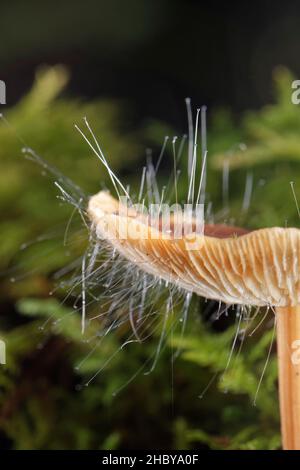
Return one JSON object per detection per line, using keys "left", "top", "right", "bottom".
{"left": 0, "top": 65, "right": 140, "bottom": 272}
{"left": 211, "top": 68, "right": 300, "bottom": 169}
{"left": 208, "top": 67, "right": 300, "bottom": 230}
{"left": 170, "top": 312, "right": 280, "bottom": 450}
{"left": 0, "top": 65, "right": 299, "bottom": 449}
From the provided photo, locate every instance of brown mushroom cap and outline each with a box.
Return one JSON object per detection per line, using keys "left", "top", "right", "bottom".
{"left": 88, "top": 191, "right": 300, "bottom": 307}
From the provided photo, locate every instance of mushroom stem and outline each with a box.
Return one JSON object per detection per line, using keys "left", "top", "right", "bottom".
{"left": 276, "top": 306, "right": 300, "bottom": 450}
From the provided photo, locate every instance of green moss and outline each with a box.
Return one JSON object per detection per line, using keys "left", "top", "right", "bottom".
{"left": 1, "top": 66, "right": 298, "bottom": 449}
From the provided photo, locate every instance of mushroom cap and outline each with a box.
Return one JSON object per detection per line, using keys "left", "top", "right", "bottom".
{"left": 88, "top": 191, "right": 300, "bottom": 307}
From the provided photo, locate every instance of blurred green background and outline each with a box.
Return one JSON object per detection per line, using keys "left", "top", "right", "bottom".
{"left": 1, "top": 0, "right": 300, "bottom": 450}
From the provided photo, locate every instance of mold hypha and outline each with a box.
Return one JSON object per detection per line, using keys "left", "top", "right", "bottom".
{"left": 89, "top": 190, "right": 300, "bottom": 450}
{"left": 77, "top": 105, "right": 300, "bottom": 450}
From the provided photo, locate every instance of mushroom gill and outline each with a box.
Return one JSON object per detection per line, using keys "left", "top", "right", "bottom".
{"left": 88, "top": 190, "right": 300, "bottom": 450}
{"left": 88, "top": 190, "right": 300, "bottom": 308}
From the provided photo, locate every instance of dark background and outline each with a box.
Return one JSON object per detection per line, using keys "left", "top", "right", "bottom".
{"left": 1, "top": 0, "right": 300, "bottom": 124}
{"left": 0, "top": 0, "right": 299, "bottom": 451}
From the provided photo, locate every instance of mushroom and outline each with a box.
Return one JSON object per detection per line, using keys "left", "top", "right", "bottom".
{"left": 88, "top": 190, "right": 300, "bottom": 450}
